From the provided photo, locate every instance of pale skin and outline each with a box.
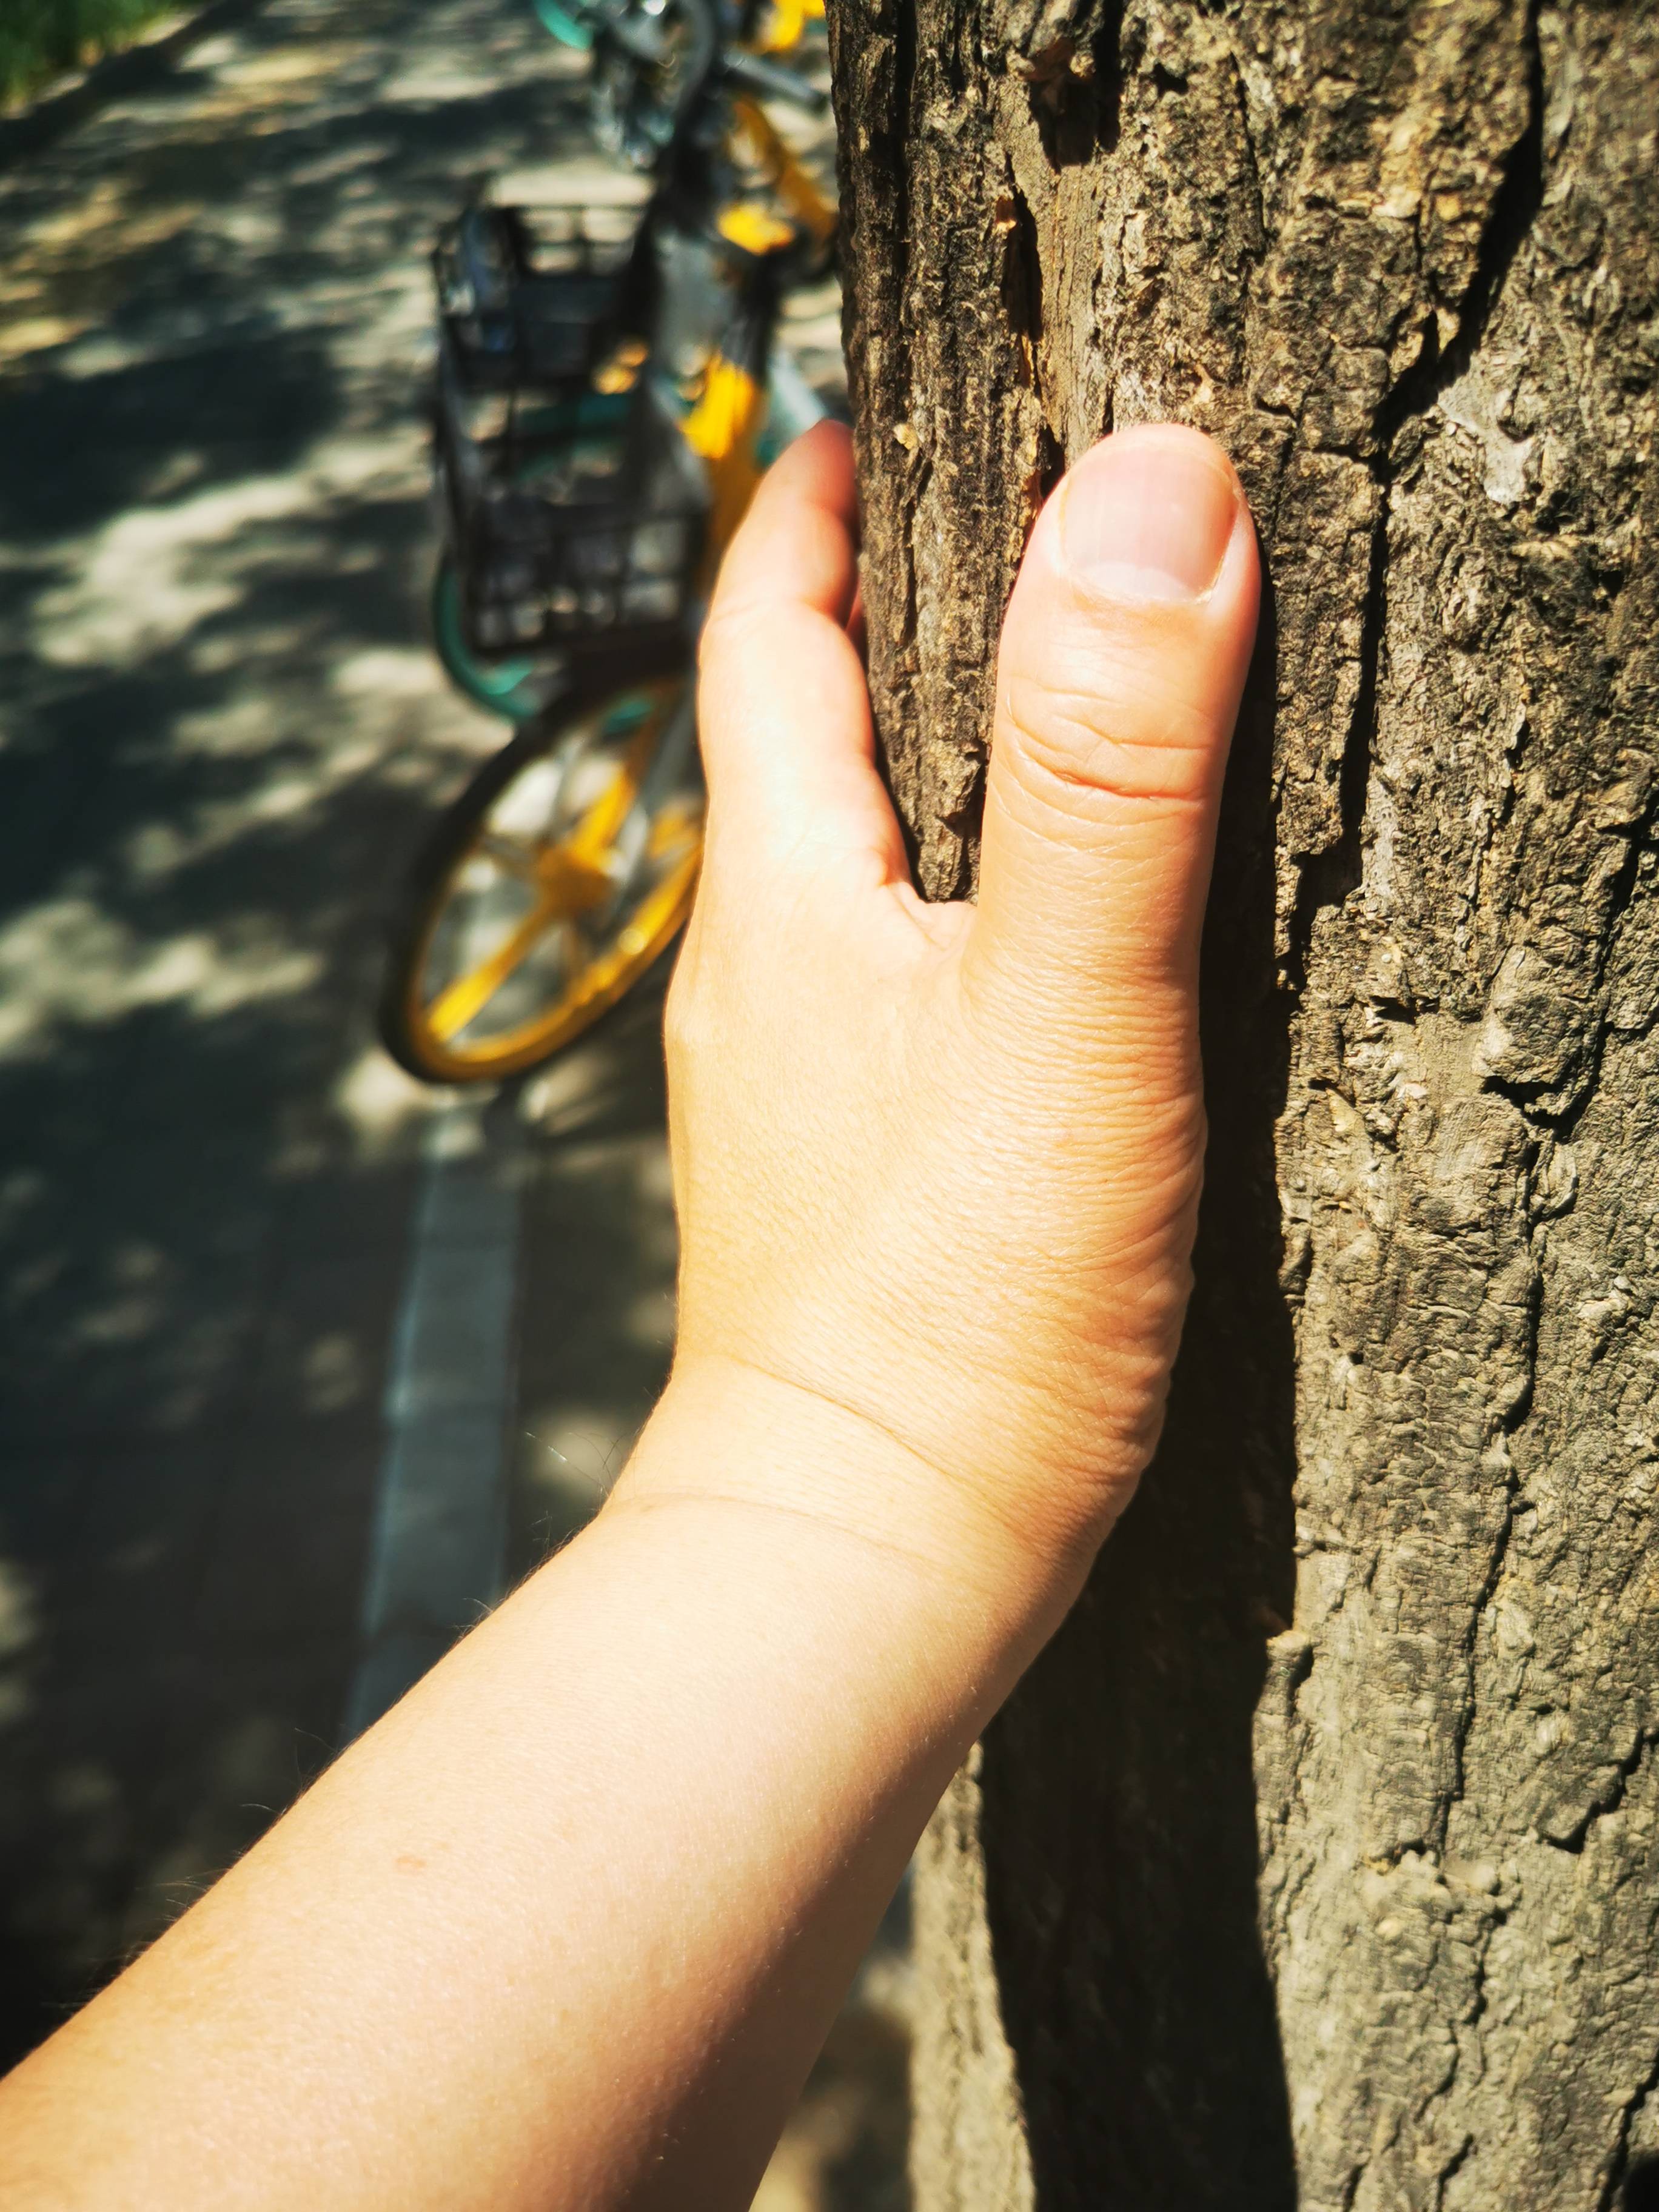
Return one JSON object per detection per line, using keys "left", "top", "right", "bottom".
{"left": 0, "top": 418, "right": 1260, "bottom": 2211}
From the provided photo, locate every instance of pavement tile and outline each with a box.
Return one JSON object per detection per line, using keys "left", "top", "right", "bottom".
{"left": 0, "top": 1446, "right": 86, "bottom": 1563}
{"left": 0, "top": 1243, "right": 270, "bottom": 1441}
{"left": 193, "top": 1416, "right": 380, "bottom": 1653}
{"left": 511, "top": 1118, "right": 677, "bottom": 1575}
{"left": 360, "top": 1405, "right": 508, "bottom": 1637}
{"left": 119, "top": 1640, "right": 350, "bottom": 1958}
{"left": 382, "top": 1242, "right": 518, "bottom": 1426}
{"left": 49, "top": 1433, "right": 229, "bottom": 1657}
{"left": 0, "top": 1652, "right": 183, "bottom": 2068}
{"left": 243, "top": 1250, "right": 401, "bottom": 1429}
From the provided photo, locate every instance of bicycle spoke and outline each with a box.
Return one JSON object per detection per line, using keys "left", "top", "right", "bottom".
{"left": 428, "top": 896, "right": 568, "bottom": 1043}
{"left": 563, "top": 723, "right": 659, "bottom": 867}
{"left": 561, "top": 919, "right": 589, "bottom": 989}
{"left": 477, "top": 832, "right": 545, "bottom": 882}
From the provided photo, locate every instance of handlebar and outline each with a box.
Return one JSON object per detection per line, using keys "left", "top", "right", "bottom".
{"left": 540, "top": 0, "right": 826, "bottom": 149}
{"left": 720, "top": 47, "right": 827, "bottom": 112}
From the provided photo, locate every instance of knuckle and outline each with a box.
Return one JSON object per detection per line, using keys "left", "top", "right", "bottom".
{"left": 697, "top": 595, "right": 769, "bottom": 679}
{"left": 999, "top": 664, "right": 1213, "bottom": 823}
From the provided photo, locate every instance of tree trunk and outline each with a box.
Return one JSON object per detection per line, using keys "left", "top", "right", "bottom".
{"left": 824, "top": 2, "right": 1659, "bottom": 2205}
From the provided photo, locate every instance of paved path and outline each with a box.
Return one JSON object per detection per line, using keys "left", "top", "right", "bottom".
{"left": 0, "top": 12, "right": 899, "bottom": 2203}
{"left": 0, "top": 0, "right": 671, "bottom": 2049}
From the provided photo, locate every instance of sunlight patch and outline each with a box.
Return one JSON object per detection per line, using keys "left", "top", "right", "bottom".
{"left": 331, "top": 648, "right": 442, "bottom": 701}
{"left": 0, "top": 1559, "right": 39, "bottom": 1666}
{"left": 0, "top": 900, "right": 323, "bottom": 1057}
{"left": 34, "top": 477, "right": 310, "bottom": 665}
{"left": 333, "top": 1047, "right": 440, "bottom": 1153}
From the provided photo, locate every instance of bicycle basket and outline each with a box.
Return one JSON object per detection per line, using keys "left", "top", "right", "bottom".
{"left": 439, "top": 380, "right": 710, "bottom": 660}
{"left": 432, "top": 203, "right": 645, "bottom": 401}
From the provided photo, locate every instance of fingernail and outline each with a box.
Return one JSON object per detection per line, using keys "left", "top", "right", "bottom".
{"left": 1061, "top": 431, "right": 1238, "bottom": 602}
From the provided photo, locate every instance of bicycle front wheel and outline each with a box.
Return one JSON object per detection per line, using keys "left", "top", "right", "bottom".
{"left": 379, "top": 675, "right": 702, "bottom": 1084}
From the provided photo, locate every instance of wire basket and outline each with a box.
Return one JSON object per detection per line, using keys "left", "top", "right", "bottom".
{"left": 446, "top": 471, "right": 706, "bottom": 656}
{"left": 431, "top": 203, "right": 709, "bottom": 662}
{"left": 432, "top": 203, "right": 645, "bottom": 399}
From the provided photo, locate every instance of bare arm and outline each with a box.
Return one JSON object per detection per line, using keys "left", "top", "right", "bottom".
{"left": 0, "top": 420, "right": 1258, "bottom": 2212}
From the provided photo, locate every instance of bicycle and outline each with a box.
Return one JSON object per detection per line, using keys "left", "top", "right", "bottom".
{"left": 425, "top": 0, "right": 833, "bottom": 729}
{"left": 378, "top": 0, "right": 836, "bottom": 1085}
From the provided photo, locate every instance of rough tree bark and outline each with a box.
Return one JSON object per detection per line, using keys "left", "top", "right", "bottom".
{"left": 823, "top": 2, "right": 1659, "bottom": 2205}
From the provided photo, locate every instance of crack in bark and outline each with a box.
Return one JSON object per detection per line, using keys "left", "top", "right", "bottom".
{"left": 1284, "top": 494, "right": 1386, "bottom": 993}
{"left": 1284, "top": 0, "right": 1547, "bottom": 991}
{"left": 1433, "top": 2133, "right": 1476, "bottom": 2210}
{"left": 1544, "top": 1730, "right": 1658, "bottom": 1855}
{"left": 891, "top": 0, "right": 918, "bottom": 310}
{"left": 1598, "top": 2034, "right": 1659, "bottom": 2212}
{"left": 1374, "top": 0, "right": 1546, "bottom": 453}
{"left": 1001, "top": 178, "right": 1045, "bottom": 395}
{"left": 1091, "top": 0, "right": 1124, "bottom": 152}
{"left": 1444, "top": 1206, "right": 1546, "bottom": 1855}
{"left": 1446, "top": 1485, "right": 1519, "bottom": 1849}
{"left": 1225, "top": 47, "right": 1266, "bottom": 252}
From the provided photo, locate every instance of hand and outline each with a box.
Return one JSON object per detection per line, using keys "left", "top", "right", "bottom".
{"left": 649, "top": 420, "right": 1260, "bottom": 1602}
{"left": 0, "top": 421, "right": 1260, "bottom": 2212}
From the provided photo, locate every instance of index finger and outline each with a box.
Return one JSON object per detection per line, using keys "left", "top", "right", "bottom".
{"left": 697, "top": 424, "right": 904, "bottom": 879}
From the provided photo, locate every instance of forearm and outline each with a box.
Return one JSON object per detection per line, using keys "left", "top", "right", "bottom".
{"left": 1, "top": 1368, "right": 1080, "bottom": 2212}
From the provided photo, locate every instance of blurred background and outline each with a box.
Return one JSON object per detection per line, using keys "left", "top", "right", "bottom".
{"left": 0, "top": 1, "right": 907, "bottom": 2199}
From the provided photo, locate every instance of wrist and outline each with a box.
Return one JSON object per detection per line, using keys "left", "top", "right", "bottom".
{"left": 611, "top": 1353, "right": 1094, "bottom": 1687}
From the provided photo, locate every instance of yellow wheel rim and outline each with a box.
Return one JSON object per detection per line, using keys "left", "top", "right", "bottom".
{"left": 401, "top": 682, "right": 701, "bottom": 1082}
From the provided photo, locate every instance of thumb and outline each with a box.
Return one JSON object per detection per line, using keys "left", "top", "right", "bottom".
{"left": 965, "top": 426, "right": 1259, "bottom": 1050}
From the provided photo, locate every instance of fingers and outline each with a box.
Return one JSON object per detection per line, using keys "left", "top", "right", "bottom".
{"left": 965, "top": 426, "right": 1260, "bottom": 1042}
{"left": 698, "top": 422, "right": 907, "bottom": 883}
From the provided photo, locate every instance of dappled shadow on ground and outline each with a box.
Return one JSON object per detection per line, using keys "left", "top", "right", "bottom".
{"left": 0, "top": 0, "right": 602, "bottom": 2065}
{"left": 510, "top": 976, "right": 678, "bottom": 1571}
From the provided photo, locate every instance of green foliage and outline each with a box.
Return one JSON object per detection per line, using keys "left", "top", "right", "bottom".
{"left": 0, "top": 0, "right": 178, "bottom": 109}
